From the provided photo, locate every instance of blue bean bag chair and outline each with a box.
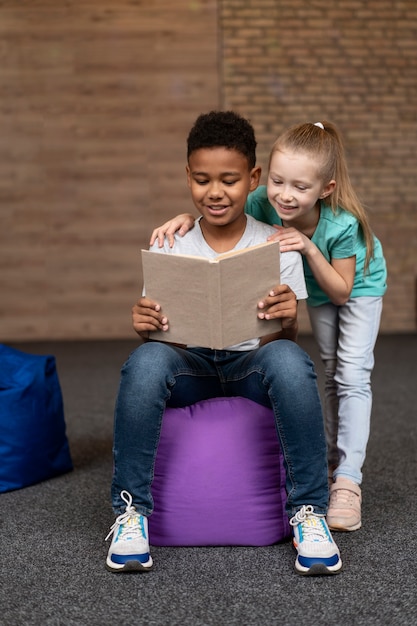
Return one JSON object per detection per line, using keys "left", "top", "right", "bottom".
{"left": 0, "top": 344, "right": 73, "bottom": 493}
{"left": 150, "top": 397, "right": 291, "bottom": 546}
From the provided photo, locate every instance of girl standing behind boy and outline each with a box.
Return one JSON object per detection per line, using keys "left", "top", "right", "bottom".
{"left": 151, "top": 120, "right": 387, "bottom": 532}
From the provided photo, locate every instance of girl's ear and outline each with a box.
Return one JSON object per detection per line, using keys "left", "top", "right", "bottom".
{"left": 186, "top": 164, "right": 191, "bottom": 188}
{"left": 250, "top": 166, "right": 262, "bottom": 190}
{"left": 319, "top": 179, "right": 336, "bottom": 199}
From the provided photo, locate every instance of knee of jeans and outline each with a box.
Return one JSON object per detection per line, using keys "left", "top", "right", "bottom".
{"left": 123, "top": 342, "right": 173, "bottom": 377}
{"left": 262, "top": 340, "right": 312, "bottom": 375}
{"left": 266, "top": 338, "right": 301, "bottom": 357}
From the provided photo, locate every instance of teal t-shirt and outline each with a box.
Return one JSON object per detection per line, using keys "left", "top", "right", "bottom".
{"left": 245, "top": 186, "right": 387, "bottom": 306}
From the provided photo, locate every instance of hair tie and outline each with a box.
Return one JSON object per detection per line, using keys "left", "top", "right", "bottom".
{"left": 314, "top": 122, "right": 324, "bottom": 130}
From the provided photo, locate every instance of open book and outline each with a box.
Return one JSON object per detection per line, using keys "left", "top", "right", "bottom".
{"left": 141, "top": 240, "right": 281, "bottom": 349}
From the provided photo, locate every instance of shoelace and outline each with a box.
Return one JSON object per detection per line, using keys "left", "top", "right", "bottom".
{"left": 289, "top": 505, "right": 328, "bottom": 542}
{"left": 105, "top": 490, "right": 143, "bottom": 541}
{"left": 330, "top": 488, "right": 359, "bottom": 506}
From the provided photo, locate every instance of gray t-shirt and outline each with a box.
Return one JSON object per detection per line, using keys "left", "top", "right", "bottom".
{"left": 147, "top": 215, "right": 307, "bottom": 350}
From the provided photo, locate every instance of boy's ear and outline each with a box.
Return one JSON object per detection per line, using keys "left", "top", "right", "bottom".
{"left": 250, "top": 166, "right": 262, "bottom": 190}
{"left": 186, "top": 164, "right": 191, "bottom": 187}
{"left": 319, "top": 179, "right": 336, "bottom": 199}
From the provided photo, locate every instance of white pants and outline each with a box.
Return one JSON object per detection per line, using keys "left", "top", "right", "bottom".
{"left": 308, "top": 296, "right": 383, "bottom": 485}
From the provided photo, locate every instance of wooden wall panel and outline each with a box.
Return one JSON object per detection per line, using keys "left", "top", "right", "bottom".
{"left": 0, "top": 0, "right": 219, "bottom": 340}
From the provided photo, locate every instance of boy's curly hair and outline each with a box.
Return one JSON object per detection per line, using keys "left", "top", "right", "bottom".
{"left": 187, "top": 110, "right": 257, "bottom": 169}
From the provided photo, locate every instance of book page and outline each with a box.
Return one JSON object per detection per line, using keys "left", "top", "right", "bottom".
{"left": 216, "top": 243, "right": 281, "bottom": 347}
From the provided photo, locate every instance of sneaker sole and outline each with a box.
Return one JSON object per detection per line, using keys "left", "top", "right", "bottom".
{"left": 295, "top": 559, "right": 343, "bottom": 576}
{"left": 327, "top": 520, "right": 362, "bottom": 532}
{"left": 106, "top": 557, "right": 153, "bottom": 573}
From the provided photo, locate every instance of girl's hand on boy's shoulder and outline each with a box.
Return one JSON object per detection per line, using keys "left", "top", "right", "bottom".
{"left": 149, "top": 214, "right": 195, "bottom": 248}
{"left": 266, "top": 225, "right": 283, "bottom": 244}
{"left": 132, "top": 297, "right": 169, "bottom": 339}
{"left": 267, "top": 226, "right": 312, "bottom": 254}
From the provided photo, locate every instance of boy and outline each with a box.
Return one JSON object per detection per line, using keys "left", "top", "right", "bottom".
{"left": 105, "top": 111, "right": 342, "bottom": 576}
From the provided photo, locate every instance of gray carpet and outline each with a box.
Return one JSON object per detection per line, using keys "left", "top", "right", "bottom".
{"left": 1, "top": 334, "right": 416, "bottom": 626}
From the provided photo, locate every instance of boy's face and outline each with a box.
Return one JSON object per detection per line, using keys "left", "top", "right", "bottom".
{"left": 186, "top": 147, "right": 260, "bottom": 228}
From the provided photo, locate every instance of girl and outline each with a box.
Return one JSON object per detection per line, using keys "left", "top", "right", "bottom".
{"left": 150, "top": 121, "right": 387, "bottom": 532}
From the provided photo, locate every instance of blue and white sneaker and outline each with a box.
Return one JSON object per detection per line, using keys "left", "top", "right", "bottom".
{"left": 105, "top": 490, "right": 153, "bottom": 573}
{"left": 290, "top": 505, "right": 342, "bottom": 576}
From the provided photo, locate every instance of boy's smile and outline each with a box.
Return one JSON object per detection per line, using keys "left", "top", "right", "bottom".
{"left": 186, "top": 147, "right": 260, "bottom": 235}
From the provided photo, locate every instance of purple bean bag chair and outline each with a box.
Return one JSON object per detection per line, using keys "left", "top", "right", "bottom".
{"left": 150, "top": 397, "right": 291, "bottom": 546}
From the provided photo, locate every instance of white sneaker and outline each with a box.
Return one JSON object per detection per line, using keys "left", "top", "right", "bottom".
{"left": 105, "top": 490, "right": 153, "bottom": 572}
{"left": 290, "top": 505, "right": 342, "bottom": 575}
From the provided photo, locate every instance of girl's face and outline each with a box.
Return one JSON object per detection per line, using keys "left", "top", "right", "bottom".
{"left": 267, "top": 148, "right": 335, "bottom": 227}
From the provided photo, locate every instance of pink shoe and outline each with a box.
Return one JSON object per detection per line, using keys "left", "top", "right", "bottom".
{"left": 327, "top": 478, "right": 362, "bottom": 532}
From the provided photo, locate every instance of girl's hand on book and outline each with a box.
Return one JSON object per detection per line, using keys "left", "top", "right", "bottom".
{"left": 132, "top": 297, "right": 169, "bottom": 339}
{"left": 149, "top": 214, "right": 195, "bottom": 248}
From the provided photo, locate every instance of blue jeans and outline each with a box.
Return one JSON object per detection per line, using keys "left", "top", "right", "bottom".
{"left": 111, "top": 339, "right": 328, "bottom": 517}
{"left": 308, "top": 296, "right": 383, "bottom": 484}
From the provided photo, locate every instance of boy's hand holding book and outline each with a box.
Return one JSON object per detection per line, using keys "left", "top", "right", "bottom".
{"left": 132, "top": 296, "right": 168, "bottom": 340}
{"left": 257, "top": 284, "right": 298, "bottom": 343}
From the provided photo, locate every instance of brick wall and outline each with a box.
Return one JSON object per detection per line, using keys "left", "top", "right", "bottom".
{"left": 220, "top": 0, "right": 417, "bottom": 332}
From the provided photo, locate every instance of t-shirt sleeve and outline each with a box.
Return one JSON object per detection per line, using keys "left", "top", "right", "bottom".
{"left": 327, "top": 220, "right": 358, "bottom": 259}
{"left": 280, "top": 251, "right": 308, "bottom": 300}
